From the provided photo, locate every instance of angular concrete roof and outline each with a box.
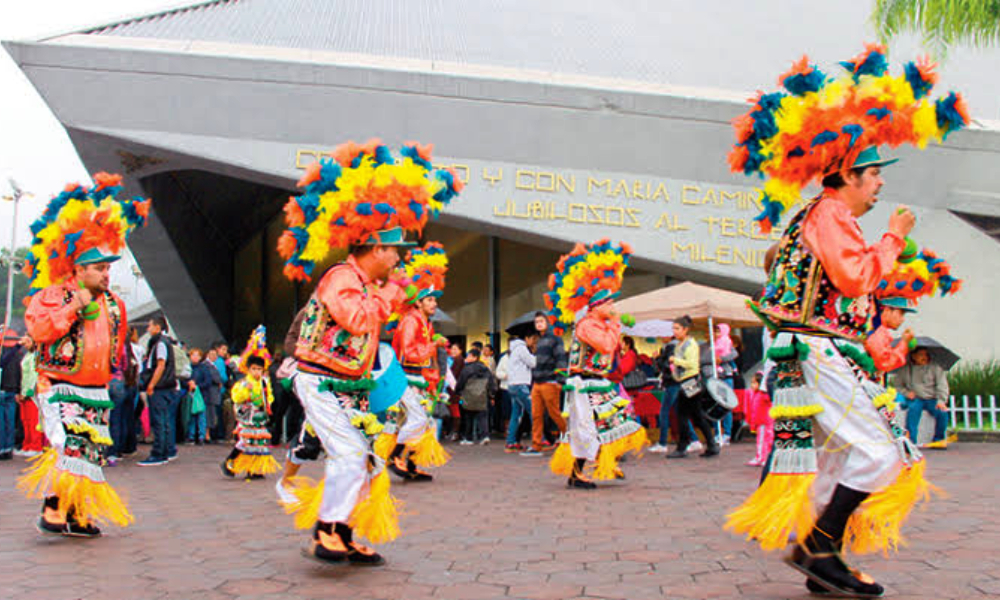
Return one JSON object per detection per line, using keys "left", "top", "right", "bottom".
{"left": 43, "top": 0, "right": 1000, "bottom": 119}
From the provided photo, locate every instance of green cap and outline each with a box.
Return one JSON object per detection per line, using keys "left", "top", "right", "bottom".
{"left": 414, "top": 286, "right": 443, "bottom": 302}
{"left": 357, "top": 227, "right": 418, "bottom": 247}
{"left": 851, "top": 146, "right": 899, "bottom": 170}
{"left": 588, "top": 289, "right": 619, "bottom": 307}
{"left": 880, "top": 296, "right": 916, "bottom": 314}
{"left": 75, "top": 247, "right": 121, "bottom": 265}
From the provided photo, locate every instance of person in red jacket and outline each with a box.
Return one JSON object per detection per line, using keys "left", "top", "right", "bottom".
{"left": 544, "top": 240, "right": 647, "bottom": 489}
{"left": 17, "top": 173, "right": 149, "bottom": 538}
{"left": 379, "top": 243, "right": 451, "bottom": 481}
{"left": 275, "top": 140, "right": 461, "bottom": 567}
{"left": 725, "top": 44, "right": 969, "bottom": 597}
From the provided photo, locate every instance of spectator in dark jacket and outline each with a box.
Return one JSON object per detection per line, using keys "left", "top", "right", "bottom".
{"left": 0, "top": 339, "right": 26, "bottom": 460}
{"left": 455, "top": 349, "right": 497, "bottom": 445}
{"left": 190, "top": 348, "right": 221, "bottom": 445}
{"left": 524, "top": 312, "right": 567, "bottom": 455}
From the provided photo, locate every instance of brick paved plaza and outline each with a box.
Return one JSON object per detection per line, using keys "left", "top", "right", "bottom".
{"left": 1, "top": 440, "right": 997, "bottom": 600}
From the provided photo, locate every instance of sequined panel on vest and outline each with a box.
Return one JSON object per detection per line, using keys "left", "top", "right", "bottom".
{"left": 759, "top": 199, "right": 874, "bottom": 341}
{"left": 568, "top": 339, "right": 615, "bottom": 377}
{"left": 297, "top": 296, "right": 374, "bottom": 374}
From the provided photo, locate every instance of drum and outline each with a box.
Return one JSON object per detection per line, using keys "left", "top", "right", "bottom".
{"left": 369, "top": 342, "right": 408, "bottom": 414}
{"left": 700, "top": 377, "right": 739, "bottom": 422}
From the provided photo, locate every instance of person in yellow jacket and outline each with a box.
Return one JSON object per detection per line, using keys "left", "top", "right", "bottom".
{"left": 666, "top": 316, "right": 719, "bottom": 459}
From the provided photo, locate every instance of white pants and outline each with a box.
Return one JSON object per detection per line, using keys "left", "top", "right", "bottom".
{"left": 799, "top": 336, "right": 903, "bottom": 508}
{"left": 396, "top": 386, "right": 430, "bottom": 446}
{"left": 294, "top": 373, "right": 371, "bottom": 524}
{"left": 39, "top": 389, "right": 65, "bottom": 451}
{"left": 566, "top": 376, "right": 600, "bottom": 462}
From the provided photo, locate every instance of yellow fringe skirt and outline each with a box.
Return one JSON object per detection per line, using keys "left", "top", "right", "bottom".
{"left": 407, "top": 427, "right": 450, "bottom": 468}
{"left": 844, "top": 459, "right": 940, "bottom": 555}
{"left": 726, "top": 460, "right": 940, "bottom": 554}
{"left": 550, "top": 428, "right": 649, "bottom": 480}
{"left": 283, "top": 469, "right": 402, "bottom": 544}
{"left": 231, "top": 452, "right": 281, "bottom": 477}
{"left": 17, "top": 448, "right": 133, "bottom": 528}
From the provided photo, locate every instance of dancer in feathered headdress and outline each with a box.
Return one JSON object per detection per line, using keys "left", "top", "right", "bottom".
{"left": 867, "top": 244, "right": 962, "bottom": 458}
{"left": 377, "top": 243, "right": 451, "bottom": 480}
{"left": 19, "top": 172, "right": 149, "bottom": 538}
{"left": 726, "top": 46, "right": 966, "bottom": 598}
{"left": 867, "top": 240, "right": 962, "bottom": 374}
{"left": 222, "top": 325, "right": 281, "bottom": 479}
{"left": 730, "top": 43, "right": 969, "bottom": 234}
{"left": 542, "top": 240, "right": 647, "bottom": 489}
{"left": 276, "top": 140, "right": 460, "bottom": 566}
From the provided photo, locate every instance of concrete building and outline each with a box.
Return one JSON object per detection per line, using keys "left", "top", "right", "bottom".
{"left": 5, "top": 0, "right": 1000, "bottom": 360}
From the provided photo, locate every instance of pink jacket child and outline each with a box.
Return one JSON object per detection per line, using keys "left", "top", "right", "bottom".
{"left": 743, "top": 372, "right": 772, "bottom": 467}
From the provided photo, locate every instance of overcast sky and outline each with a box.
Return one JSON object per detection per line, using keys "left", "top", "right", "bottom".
{"left": 3, "top": 0, "right": 999, "bottom": 252}
{"left": 0, "top": 0, "right": 173, "bottom": 249}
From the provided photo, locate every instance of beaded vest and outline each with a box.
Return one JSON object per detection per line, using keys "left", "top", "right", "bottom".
{"left": 295, "top": 265, "right": 377, "bottom": 378}
{"left": 37, "top": 290, "right": 123, "bottom": 377}
{"left": 758, "top": 198, "right": 875, "bottom": 342}
{"left": 567, "top": 338, "right": 616, "bottom": 378}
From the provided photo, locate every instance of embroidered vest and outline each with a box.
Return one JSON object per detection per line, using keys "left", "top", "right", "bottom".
{"left": 37, "top": 290, "right": 123, "bottom": 377}
{"left": 568, "top": 338, "right": 616, "bottom": 378}
{"left": 758, "top": 199, "right": 875, "bottom": 342}
{"left": 295, "top": 268, "right": 377, "bottom": 378}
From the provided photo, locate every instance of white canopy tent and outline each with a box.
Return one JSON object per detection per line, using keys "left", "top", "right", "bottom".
{"left": 616, "top": 281, "right": 760, "bottom": 373}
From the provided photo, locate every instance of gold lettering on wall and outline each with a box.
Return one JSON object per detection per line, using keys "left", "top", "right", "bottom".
{"left": 293, "top": 148, "right": 777, "bottom": 272}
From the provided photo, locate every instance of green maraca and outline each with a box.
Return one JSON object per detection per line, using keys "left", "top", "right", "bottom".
{"left": 896, "top": 208, "right": 918, "bottom": 264}
{"left": 78, "top": 280, "right": 100, "bottom": 321}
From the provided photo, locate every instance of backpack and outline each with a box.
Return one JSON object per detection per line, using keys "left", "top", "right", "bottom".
{"left": 462, "top": 376, "right": 490, "bottom": 411}
{"left": 172, "top": 338, "right": 192, "bottom": 379}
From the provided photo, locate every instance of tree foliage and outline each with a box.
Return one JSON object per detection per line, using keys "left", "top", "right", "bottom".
{"left": 873, "top": 0, "right": 1000, "bottom": 56}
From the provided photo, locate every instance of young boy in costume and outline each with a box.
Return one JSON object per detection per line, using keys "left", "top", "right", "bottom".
{"left": 18, "top": 172, "right": 149, "bottom": 537}
{"left": 545, "top": 240, "right": 647, "bottom": 489}
{"left": 725, "top": 45, "right": 968, "bottom": 598}
{"left": 222, "top": 325, "right": 281, "bottom": 479}
{"left": 378, "top": 243, "right": 451, "bottom": 481}
{"left": 275, "top": 139, "right": 461, "bottom": 566}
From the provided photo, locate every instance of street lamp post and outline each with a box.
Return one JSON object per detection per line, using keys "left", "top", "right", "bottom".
{"left": 1, "top": 178, "right": 31, "bottom": 358}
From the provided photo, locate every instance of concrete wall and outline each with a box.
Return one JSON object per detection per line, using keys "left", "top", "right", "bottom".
{"left": 5, "top": 38, "right": 999, "bottom": 360}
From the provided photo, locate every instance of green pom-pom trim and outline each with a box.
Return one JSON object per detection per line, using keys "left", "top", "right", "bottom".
{"left": 319, "top": 377, "right": 377, "bottom": 393}
{"left": 907, "top": 337, "right": 918, "bottom": 351}
{"left": 620, "top": 313, "right": 636, "bottom": 328}
{"left": 405, "top": 376, "right": 430, "bottom": 390}
{"left": 766, "top": 338, "right": 810, "bottom": 362}
{"left": 48, "top": 393, "right": 114, "bottom": 409}
{"left": 563, "top": 383, "right": 616, "bottom": 394}
{"left": 832, "top": 340, "right": 877, "bottom": 377}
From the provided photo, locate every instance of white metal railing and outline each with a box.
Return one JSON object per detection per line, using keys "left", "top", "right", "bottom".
{"left": 948, "top": 395, "right": 999, "bottom": 430}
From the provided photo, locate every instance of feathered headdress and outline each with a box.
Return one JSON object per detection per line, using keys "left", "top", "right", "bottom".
{"left": 386, "top": 242, "right": 449, "bottom": 332}
{"left": 404, "top": 242, "right": 448, "bottom": 302}
{"left": 876, "top": 240, "right": 962, "bottom": 307}
{"left": 23, "top": 172, "right": 150, "bottom": 297}
{"left": 543, "top": 239, "right": 631, "bottom": 335}
{"left": 238, "top": 325, "right": 272, "bottom": 373}
{"left": 729, "top": 43, "right": 970, "bottom": 233}
{"left": 277, "top": 139, "right": 463, "bottom": 281}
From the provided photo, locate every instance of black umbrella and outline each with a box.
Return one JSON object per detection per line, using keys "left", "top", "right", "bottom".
{"left": 912, "top": 336, "right": 961, "bottom": 371}
{"left": 895, "top": 336, "right": 961, "bottom": 371}
{"left": 505, "top": 311, "right": 539, "bottom": 338}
